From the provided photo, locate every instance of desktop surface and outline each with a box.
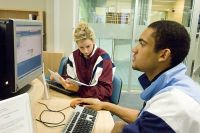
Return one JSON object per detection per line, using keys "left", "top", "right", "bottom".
{"left": 28, "top": 79, "right": 114, "bottom": 133}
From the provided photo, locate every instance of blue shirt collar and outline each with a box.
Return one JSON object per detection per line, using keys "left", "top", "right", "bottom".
{"left": 138, "top": 74, "right": 151, "bottom": 89}
{"left": 138, "top": 63, "right": 187, "bottom": 101}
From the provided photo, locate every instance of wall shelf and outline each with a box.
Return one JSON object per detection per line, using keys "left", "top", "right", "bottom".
{"left": 0, "top": 9, "right": 46, "bottom": 50}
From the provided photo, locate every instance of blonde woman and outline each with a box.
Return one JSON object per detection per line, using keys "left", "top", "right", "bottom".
{"left": 58, "top": 23, "right": 115, "bottom": 101}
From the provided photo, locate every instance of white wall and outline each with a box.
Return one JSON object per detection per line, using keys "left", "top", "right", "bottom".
{"left": 44, "top": 0, "right": 76, "bottom": 56}
{"left": 53, "top": 0, "right": 76, "bottom": 56}
{"left": 45, "top": 0, "right": 54, "bottom": 52}
{"left": 0, "top": 0, "right": 46, "bottom": 10}
{"left": 0, "top": 0, "right": 76, "bottom": 56}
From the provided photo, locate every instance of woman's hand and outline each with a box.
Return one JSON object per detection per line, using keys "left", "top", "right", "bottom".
{"left": 50, "top": 72, "right": 56, "bottom": 80}
{"left": 59, "top": 77, "right": 79, "bottom": 92}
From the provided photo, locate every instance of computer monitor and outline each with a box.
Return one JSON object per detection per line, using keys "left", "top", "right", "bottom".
{"left": 0, "top": 19, "right": 43, "bottom": 99}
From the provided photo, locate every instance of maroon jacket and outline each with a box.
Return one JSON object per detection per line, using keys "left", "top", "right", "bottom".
{"left": 62, "top": 46, "right": 115, "bottom": 101}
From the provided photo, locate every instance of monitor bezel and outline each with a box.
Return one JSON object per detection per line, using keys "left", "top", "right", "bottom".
{"left": 12, "top": 19, "right": 43, "bottom": 92}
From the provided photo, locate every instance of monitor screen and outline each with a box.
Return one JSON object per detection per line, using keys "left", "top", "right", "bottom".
{"left": 14, "top": 20, "right": 43, "bottom": 92}
{"left": 0, "top": 19, "right": 43, "bottom": 99}
{"left": 16, "top": 25, "right": 42, "bottom": 79}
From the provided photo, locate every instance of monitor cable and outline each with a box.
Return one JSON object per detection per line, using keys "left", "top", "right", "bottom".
{"left": 36, "top": 102, "right": 71, "bottom": 127}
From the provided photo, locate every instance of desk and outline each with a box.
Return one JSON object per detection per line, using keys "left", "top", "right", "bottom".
{"left": 28, "top": 79, "right": 114, "bottom": 133}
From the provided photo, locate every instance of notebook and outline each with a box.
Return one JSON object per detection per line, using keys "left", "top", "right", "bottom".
{"left": 0, "top": 93, "right": 34, "bottom": 133}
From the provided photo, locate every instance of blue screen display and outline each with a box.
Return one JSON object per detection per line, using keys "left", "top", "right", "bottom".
{"left": 17, "top": 55, "right": 42, "bottom": 78}
{"left": 15, "top": 25, "right": 42, "bottom": 79}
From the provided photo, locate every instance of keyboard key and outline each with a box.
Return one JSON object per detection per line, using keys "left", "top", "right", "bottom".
{"left": 63, "top": 105, "right": 97, "bottom": 133}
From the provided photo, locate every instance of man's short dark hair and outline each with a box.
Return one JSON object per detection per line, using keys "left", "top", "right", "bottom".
{"left": 148, "top": 20, "right": 191, "bottom": 67}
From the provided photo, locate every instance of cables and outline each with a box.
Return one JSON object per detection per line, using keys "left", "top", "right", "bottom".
{"left": 36, "top": 102, "right": 71, "bottom": 127}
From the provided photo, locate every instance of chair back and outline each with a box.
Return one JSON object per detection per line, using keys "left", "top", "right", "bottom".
{"left": 58, "top": 57, "right": 68, "bottom": 75}
{"left": 109, "top": 74, "right": 122, "bottom": 104}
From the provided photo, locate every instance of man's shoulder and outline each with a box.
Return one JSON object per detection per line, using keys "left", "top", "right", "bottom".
{"left": 146, "top": 87, "right": 200, "bottom": 115}
{"left": 144, "top": 88, "right": 200, "bottom": 133}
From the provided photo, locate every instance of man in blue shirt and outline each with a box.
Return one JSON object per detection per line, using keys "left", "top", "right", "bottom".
{"left": 70, "top": 20, "right": 200, "bottom": 133}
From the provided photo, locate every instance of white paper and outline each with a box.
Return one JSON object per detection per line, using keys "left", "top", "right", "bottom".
{"left": 67, "top": 78, "right": 95, "bottom": 86}
{"left": 0, "top": 93, "right": 33, "bottom": 133}
{"left": 48, "top": 69, "right": 61, "bottom": 83}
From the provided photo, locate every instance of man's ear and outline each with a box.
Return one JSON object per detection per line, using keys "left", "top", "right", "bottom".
{"left": 158, "top": 48, "right": 171, "bottom": 62}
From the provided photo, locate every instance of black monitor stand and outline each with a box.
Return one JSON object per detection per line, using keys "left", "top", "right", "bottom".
{"left": 0, "top": 84, "right": 32, "bottom": 100}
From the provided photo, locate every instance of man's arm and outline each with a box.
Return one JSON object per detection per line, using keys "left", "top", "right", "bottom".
{"left": 70, "top": 98, "right": 139, "bottom": 123}
{"left": 101, "top": 102, "right": 139, "bottom": 123}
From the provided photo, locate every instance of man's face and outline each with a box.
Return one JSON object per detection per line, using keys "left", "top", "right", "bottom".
{"left": 77, "top": 39, "right": 94, "bottom": 58}
{"left": 132, "top": 28, "right": 160, "bottom": 73}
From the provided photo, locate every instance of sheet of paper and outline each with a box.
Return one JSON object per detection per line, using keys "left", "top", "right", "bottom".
{"left": 0, "top": 93, "right": 33, "bottom": 133}
{"left": 67, "top": 78, "right": 95, "bottom": 86}
{"left": 48, "top": 69, "right": 61, "bottom": 83}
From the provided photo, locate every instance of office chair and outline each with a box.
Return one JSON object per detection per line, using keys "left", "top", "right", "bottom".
{"left": 58, "top": 57, "right": 68, "bottom": 75}
{"left": 109, "top": 74, "right": 122, "bottom": 104}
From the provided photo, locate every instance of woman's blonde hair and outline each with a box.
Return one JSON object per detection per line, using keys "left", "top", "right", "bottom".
{"left": 73, "top": 22, "right": 95, "bottom": 43}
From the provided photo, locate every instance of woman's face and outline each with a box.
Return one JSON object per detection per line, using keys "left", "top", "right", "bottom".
{"left": 77, "top": 39, "right": 94, "bottom": 58}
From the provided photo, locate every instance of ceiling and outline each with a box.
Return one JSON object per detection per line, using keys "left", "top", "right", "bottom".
{"left": 104, "top": 0, "right": 184, "bottom": 12}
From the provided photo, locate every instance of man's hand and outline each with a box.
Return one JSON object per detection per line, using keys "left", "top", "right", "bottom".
{"left": 70, "top": 98, "right": 103, "bottom": 111}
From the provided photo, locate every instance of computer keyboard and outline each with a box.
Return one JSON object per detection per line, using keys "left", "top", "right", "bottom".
{"left": 63, "top": 105, "right": 97, "bottom": 133}
{"left": 46, "top": 79, "right": 76, "bottom": 96}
